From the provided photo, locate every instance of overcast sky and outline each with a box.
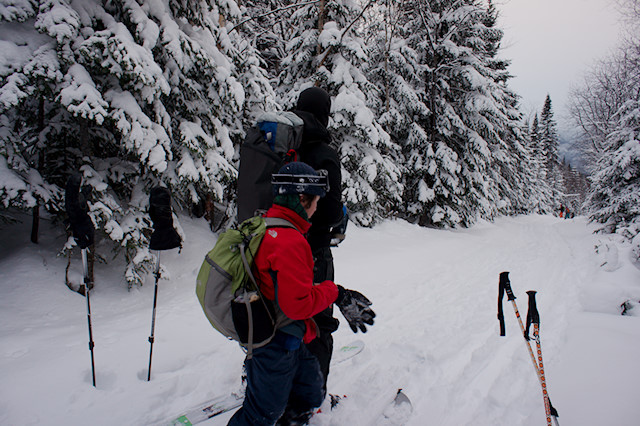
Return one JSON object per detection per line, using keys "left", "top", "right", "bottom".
{"left": 496, "top": 0, "right": 622, "bottom": 136}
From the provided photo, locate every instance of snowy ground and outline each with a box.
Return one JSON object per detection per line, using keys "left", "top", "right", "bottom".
{"left": 1, "top": 212, "right": 639, "bottom": 426}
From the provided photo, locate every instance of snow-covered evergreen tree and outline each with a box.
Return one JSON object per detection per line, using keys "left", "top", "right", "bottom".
{"left": 0, "top": 0, "right": 274, "bottom": 287}
{"left": 576, "top": 0, "right": 639, "bottom": 259}
{"left": 525, "top": 114, "right": 555, "bottom": 213}
{"left": 529, "top": 115, "right": 543, "bottom": 180}
{"left": 273, "top": 0, "right": 404, "bottom": 225}
{"left": 0, "top": 5, "right": 64, "bottom": 223}
{"left": 234, "top": 0, "right": 290, "bottom": 78}
{"left": 587, "top": 97, "right": 639, "bottom": 231}
{"left": 539, "top": 94, "right": 561, "bottom": 189}
{"left": 363, "top": 1, "right": 432, "bottom": 224}
{"left": 477, "top": 1, "right": 537, "bottom": 216}
{"left": 561, "top": 161, "right": 589, "bottom": 213}
{"left": 366, "top": 0, "right": 534, "bottom": 227}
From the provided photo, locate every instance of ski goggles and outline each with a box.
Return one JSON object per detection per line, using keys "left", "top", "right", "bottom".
{"left": 271, "top": 169, "right": 329, "bottom": 196}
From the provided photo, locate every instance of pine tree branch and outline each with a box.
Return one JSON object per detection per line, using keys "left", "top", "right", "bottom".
{"left": 417, "top": 0, "right": 437, "bottom": 52}
{"left": 316, "top": 0, "right": 376, "bottom": 70}
{"left": 229, "top": 0, "right": 321, "bottom": 34}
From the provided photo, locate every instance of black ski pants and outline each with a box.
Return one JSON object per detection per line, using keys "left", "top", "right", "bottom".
{"left": 306, "top": 246, "right": 340, "bottom": 392}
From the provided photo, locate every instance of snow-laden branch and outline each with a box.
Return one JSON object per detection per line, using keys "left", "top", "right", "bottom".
{"left": 316, "top": 0, "right": 376, "bottom": 70}
{"left": 229, "top": 0, "right": 321, "bottom": 34}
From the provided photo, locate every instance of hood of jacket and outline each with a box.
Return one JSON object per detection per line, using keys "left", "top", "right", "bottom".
{"left": 296, "top": 87, "right": 331, "bottom": 127}
{"left": 293, "top": 110, "right": 332, "bottom": 145}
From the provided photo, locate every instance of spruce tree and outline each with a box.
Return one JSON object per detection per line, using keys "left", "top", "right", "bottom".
{"left": 587, "top": 98, "right": 640, "bottom": 231}
{"left": 477, "top": 0, "right": 538, "bottom": 216}
{"left": 234, "top": 0, "right": 290, "bottom": 78}
{"left": 0, "top": 0, "right": 274, "bottom": 287}
{"left": 539, "top": 94, "right": 561, "bottom": 192}
{"left": 274, "top": 0, "right": 404, "bottom": 225}
{"left": 526, "top": 114, "right": 555, "bottom": 213}
{"left": 366, "top": 0, "right": 534, "bottom": 227}
{"left": 364, "top": 1, "right": 432, "bottom": 223}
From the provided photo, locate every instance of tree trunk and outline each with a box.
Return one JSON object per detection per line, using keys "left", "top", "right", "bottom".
{"left": 31, "top": 96, "right": 46, "bottom": 244}
{"left": 31, "top": 205, "right": 39, "bottom": 244}
{"left": 316, "top": 0, "right": 325, "bottom": 56}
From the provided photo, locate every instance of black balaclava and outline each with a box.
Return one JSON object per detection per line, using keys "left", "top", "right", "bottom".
{"left": 296, "top": 87, "right": 331, "bottom": 128}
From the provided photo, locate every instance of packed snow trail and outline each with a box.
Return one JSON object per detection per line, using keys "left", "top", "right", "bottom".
{"left": 304, "top": 216, "right": 584, "bottom": 426}
{"left": 0, "top": 213, "right": 639, "bottom": 426}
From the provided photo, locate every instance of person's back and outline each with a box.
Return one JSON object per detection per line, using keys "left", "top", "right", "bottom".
{"left": 293, "top": 90, "right": 343, "bottom": 250}
{"left": 292, "top": 88, "right": 344, "bottom": 395}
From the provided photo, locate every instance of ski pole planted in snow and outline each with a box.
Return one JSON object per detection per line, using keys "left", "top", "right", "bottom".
{"left": 81, "top": 247, "right": 96, "bottom": 387}
{"left": 147, "top": 250, "right": 161, "bottom": 382}
{"left": 498, "top": 272, "right": 559, "bottom": 426}
{"left": 526, "top": 290, "right": 560, "bottom": 426}
{"left": 146, "top": 187, "right": 181, "bottom": 381}
{"left": 65, "top": 174, "right": 96, "bottom": 387}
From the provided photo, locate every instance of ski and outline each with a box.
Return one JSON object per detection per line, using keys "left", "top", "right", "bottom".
{"left": 165, "top": 340, "right": 365, "bottom": 425}
{"left": 170, "top": 392, "right": 244, "bottom": 426}
{"left": 328, "top": 339, "right": 365, "bottom": 365}
{"left": 382, "top": 389, "right": 413, "bottom": 424}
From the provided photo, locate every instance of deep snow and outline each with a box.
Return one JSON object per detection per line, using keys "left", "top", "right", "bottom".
{"left": 0, "top": 212, "right": 639, "bottom": 426}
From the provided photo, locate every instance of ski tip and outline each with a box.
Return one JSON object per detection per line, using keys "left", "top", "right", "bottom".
{"left": 338, "top": 340, "right": 365, "bottom": 351}
{"left": 393, "top": 389, "right": 412, "bottom": 409}
{"left": 383, "top": 388, "right": 413, "bottom": 422}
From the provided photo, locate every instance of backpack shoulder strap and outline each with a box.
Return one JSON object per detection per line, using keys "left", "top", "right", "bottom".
{"left": 264, "top": 217, "right": 297, "bottom": 230}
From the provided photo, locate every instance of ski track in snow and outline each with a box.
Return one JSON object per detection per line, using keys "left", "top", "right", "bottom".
{"left": 0, "top": 213, "right": 639, "bottom": 426}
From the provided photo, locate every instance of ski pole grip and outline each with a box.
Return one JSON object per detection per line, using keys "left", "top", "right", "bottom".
{"left": 65, "top": 174, "right": 95, "bottom": 249}
{"left": 526, "top": 291, "right": 540, "bottom": 324}
{"left": 525, "top": 290, "right": 540, "bottom": 340}
{"left": 149, "top": 187, "right": 181, "bottom": 251}
{"left": 498, "top": 271, "right": 511, "bottom": 336}
{"left": 500, "top": 272, "right": 515, "bottom": 301}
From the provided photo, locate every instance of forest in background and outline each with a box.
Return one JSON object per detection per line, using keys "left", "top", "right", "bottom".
{"left": 0, "top": 0, "right": 636, "bottom": 286}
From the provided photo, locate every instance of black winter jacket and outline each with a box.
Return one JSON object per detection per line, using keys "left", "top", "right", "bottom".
{"left": 294, "top": 110, "right": 343, "bottom": 250}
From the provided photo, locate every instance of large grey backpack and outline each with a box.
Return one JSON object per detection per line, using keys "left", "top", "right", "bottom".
{"left": 237, "top": 112, "right": 304, "bottom": 223}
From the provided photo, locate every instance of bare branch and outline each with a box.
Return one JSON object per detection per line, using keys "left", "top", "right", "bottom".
{"left": 316, "top": 0, "right": 376, "bottom": 70}
{"left": 229, "top": 0, "right": 321, "bottom": 34}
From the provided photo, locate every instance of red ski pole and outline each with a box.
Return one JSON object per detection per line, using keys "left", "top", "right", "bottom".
{"left": 498, "top": 273, "right": 559, "bottom": 425}
{"left": 526, "top": 290, "right": 560, "bottom": 426}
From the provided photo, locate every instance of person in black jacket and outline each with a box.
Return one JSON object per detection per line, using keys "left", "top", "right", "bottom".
{"left": 286, "top": 87, "right": 375, "bottom": 401}
{"left": 292, "top": 88, "right": 343, "bottom": 400}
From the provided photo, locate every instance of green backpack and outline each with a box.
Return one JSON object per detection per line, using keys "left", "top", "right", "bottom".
{"left": 196, "top": 216, "right": 295, "bottom": 355}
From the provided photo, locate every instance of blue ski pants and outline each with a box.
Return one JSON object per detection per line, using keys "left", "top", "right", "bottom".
{"left": 228, "top": 332, "right": 325, "bottom": 426}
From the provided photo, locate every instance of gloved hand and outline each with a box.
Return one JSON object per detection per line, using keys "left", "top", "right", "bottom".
{"left": 149, "top": 187, "right": 182, "bottom": 251}
{"left": 65, "top": 174, "right": 95, "bottom": 249}
{"left": 335, "top": 285, "right": 376, "bottom": 333}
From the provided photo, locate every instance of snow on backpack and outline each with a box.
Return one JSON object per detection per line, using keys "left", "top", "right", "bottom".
{"left": 237, "top": 111, "right": 304, "bottom": 223}
{"left": 196, "top": 215, "right": 295, "bottom": 356}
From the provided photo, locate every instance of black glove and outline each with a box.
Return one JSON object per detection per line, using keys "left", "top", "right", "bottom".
{"left": 65, "top": 174, "right": 94, "bottom": 249}
{"left": 149, "top": 187, "right": 181, "bottom": 251}
{"left": 335, "top": 285, "right": 376, "bottom": 333}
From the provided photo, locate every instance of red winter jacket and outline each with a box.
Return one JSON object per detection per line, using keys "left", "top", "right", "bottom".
{"left": 254, "top": 204, "right": 339, "bottom": 343}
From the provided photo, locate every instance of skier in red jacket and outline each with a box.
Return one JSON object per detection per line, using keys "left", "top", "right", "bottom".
{"left": 229, "top": 162, "right": 374, "bottom": 426}
{"left": 253, "top": 170, "right": 338, "bottom": 345}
